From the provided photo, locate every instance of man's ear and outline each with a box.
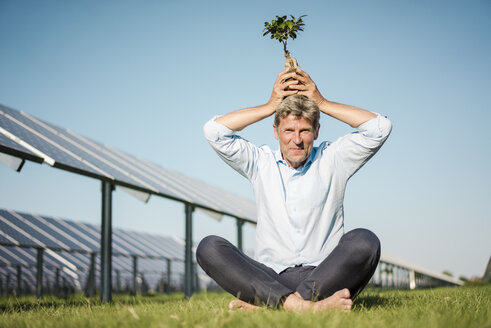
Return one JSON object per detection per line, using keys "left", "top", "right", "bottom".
{"left": 273, "top": 124, "right": 279, "bottom": 140}
{"left": 314, "top": 124, "right": 320, "bottom": 140}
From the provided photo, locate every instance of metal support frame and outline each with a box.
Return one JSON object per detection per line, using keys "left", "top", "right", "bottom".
{"left": 36, "top": 248, "right": 44, "bottom": 298}
{"left": 16, "top": 265, "right": 22, "bottom": 296}
{"left": 132, "top": 255, "right": 138, "bottom": 296}
{"left": 184, "top": 203, "right": 194, "bottom": 298}
{"left": 100, "top": 180, "right": 114, "bottom": 302}
{"left": 236, "top": 219, "right": 244, "bottom": 252}
{"left": 166, "top": 259, "right": 171, "bottom": 294}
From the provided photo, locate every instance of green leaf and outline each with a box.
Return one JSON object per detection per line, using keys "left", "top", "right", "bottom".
{"left": 263, "top": 14, "right": 307, "bottom": 44}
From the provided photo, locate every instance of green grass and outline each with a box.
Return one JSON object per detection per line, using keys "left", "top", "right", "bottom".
{"left": 0, "top": 285, "right": 490, "bottom": 327}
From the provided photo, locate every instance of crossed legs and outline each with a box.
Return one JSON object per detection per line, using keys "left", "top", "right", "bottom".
{"left": 196, "top": 228, "right": 380, "bottom": 311}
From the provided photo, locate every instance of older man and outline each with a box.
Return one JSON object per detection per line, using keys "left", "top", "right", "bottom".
{"left": 197, "top": 69, "right": 392, "bottom": 312}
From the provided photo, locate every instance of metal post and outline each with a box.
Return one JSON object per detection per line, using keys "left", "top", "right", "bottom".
{"left": 87, "top": 253, "right": 96, "bottom": 296}
{"left": 24, "top": 279, "right": 29, "bottom": 295}
{"left": 46, "top": 275, "right": 51, "bottom": 295}
{"left": 116, "top": 270, "right": 121, "bottom": 294}
{"left": 54, "top": 267, "right": 60, "bottom": 297}
{"left": 6, "top": 273, "right": 11, "bottom": 296}
{"left": 16, "top": 265, "right": 22, "bottom": 296}
{"left": 166, "top": 259, "right": 171, "bottom": 294}
{"left": 184, "top": 203, "right": 194, "bottom": 298}
{"left": 236, "top": 219, "right": 244, "bottom": 252}
{"left": 378, "top": 263, "right": 382, "bottom": 289}
{"left": 409, "top": 270, "right": 416, "bottom": 289}
{"left": 386, "top": 264, "right": 390, "bottom": 289}
{"left": 62, "top": 276, "right": 67, "bottom": 297}
{"left": 389, "top": 264, "right": 393, "bottom": 289}
{"left": 193, "top": 262, "right": 199, "bottom": 292}
{"left": 132, "top": 255, "right": 138, "bottom": 296}
{"left": 36, "top": 248, "right": 44, "bottom": 298}
{"left": 100, "top": 180, "right": 114, "bottom": 302}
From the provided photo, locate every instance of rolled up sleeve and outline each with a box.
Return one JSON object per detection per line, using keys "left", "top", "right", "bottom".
{"left": 332, "top": 115, "right": 392, "bottom": 179}
{"left": 203, "top": 116, "right": 259, "bottom": 181}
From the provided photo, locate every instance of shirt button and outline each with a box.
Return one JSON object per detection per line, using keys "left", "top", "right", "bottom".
{"left": 296, "top": 229, "right": 301, "bottom": 233}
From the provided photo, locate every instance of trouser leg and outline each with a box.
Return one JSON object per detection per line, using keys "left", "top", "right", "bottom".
{"left": 296, "top": 228, "right": 381, "bottom": 301}
{"left": 196, "top": 235, "right": 292, "bottom": 307}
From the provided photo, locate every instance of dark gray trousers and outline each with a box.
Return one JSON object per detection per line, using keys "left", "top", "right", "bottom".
{"left": 196, "top": 228, "right": 381, "bottom": 307}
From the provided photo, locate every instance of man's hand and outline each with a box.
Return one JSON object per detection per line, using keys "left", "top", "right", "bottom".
{"left": 287, "top": 68, "right": 376, "bottom": 127}
{"left": 287, "top": 69, "right": 326, "bottom": 107}
{"left": 266, "top": 69, "right": 301, "bottom": 112}
{"left": 215, "top": 69, "right": 299, "bottom": 131}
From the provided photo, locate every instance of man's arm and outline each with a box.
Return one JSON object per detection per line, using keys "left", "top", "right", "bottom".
{"left": 215, "top": 69, "right": 299, "bottom": 131}
{"left": 288, "top": 69, "right": 376, "bottom": 128}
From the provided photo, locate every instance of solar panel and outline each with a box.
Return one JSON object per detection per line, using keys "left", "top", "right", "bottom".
{"left": 0, "top": 103, "right": 257, "bottom": 222}
{"left": 0, "top": 209, "right": 200, "bottom": 294}
{"left": 0, "top": 132, "right": 42, "bottom": 163}
{"left": 49, "top": 217, "right": 99, "bottom": 252}
{"left": 0, "top": 212, "right": 42, "bottom": 248}
{"left": 1, "top": 210, "right": 66, "bottom": 250}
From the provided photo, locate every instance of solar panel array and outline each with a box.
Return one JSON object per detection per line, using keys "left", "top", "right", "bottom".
{"left": 0, "top": 209, "right": 203, "bottom": 294}
{"left": 0, "top": 104, "right": 256, "bottom": 222}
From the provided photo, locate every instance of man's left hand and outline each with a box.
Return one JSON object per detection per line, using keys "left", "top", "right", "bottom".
{"left": 288, "top": 69, "right": 326, "bottom": 107}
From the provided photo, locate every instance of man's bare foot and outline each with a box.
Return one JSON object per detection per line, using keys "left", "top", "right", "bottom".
{"left": 283, "top": 292, "right": 313, "bottom": 312}
{"left": 228, "top": 299, "right": 261, "bottom": 312}
{"left": 312, "top": 288, "right": 352, "bottom": 312}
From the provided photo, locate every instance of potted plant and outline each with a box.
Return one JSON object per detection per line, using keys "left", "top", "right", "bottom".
{"left": 263, "top": 15, "right": 306, "bottom": 72}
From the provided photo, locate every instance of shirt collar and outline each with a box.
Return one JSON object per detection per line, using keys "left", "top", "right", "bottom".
{"left": 275, "top": 147, "right": 316, "bottom": 171}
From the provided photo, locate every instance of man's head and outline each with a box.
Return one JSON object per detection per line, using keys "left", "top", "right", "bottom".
{"left": 273, "top": 95, "right": 320, "bottom": 169}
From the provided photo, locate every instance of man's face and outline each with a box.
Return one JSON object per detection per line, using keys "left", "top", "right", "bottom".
{"left": 274, "top": 114, "right": 319, "bottom": 169}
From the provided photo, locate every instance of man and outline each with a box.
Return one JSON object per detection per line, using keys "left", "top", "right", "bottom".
{"left": 197, "top": 68, "right": 392, "bottom": 312}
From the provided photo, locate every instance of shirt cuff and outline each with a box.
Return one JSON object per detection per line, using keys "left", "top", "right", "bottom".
{"left": 203, "top": 115, "right": 236, "bottom": 142}
{"left": 356, "top": 114, "right": 392, "bottom": 139}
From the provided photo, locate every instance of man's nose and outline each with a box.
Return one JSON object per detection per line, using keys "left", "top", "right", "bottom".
{"left": 293, "top": 132, "right": 301, "bottom": 144}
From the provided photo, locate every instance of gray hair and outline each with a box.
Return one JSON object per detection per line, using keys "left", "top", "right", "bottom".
{"left": 275, "top": 95, "right": 320, "bottom": 133}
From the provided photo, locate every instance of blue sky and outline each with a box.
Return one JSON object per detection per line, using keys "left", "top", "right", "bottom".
{"left": 0, "top": 0, "right": 489, "bottom": 279}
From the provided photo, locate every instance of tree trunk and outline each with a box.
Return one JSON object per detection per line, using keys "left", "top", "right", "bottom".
{"left": 284, "top": 51, "right": 298, "bottom": 72}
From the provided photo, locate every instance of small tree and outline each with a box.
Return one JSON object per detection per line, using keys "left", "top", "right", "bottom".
{"left": 263, "top": 15, "right": 306, "bottom": 71}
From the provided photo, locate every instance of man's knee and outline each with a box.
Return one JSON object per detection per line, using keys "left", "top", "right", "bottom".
{"left": 343, "top": 228, "right": 381, "bottom": 262}
{"left": 196, "top": 235, "right": 227, "bottom": 265}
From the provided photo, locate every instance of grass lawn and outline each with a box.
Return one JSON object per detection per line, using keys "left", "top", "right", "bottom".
{"left": 0, "top": 285, "right": 490, "bottom": 327}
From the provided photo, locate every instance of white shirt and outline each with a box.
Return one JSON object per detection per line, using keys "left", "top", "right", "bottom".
{"left": 203, "top": 114, "right": 392, "bottom": 273}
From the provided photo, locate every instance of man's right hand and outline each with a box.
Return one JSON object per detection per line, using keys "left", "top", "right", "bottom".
{"left": 266, "top": 69, "right": 301, "bottom": 113}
